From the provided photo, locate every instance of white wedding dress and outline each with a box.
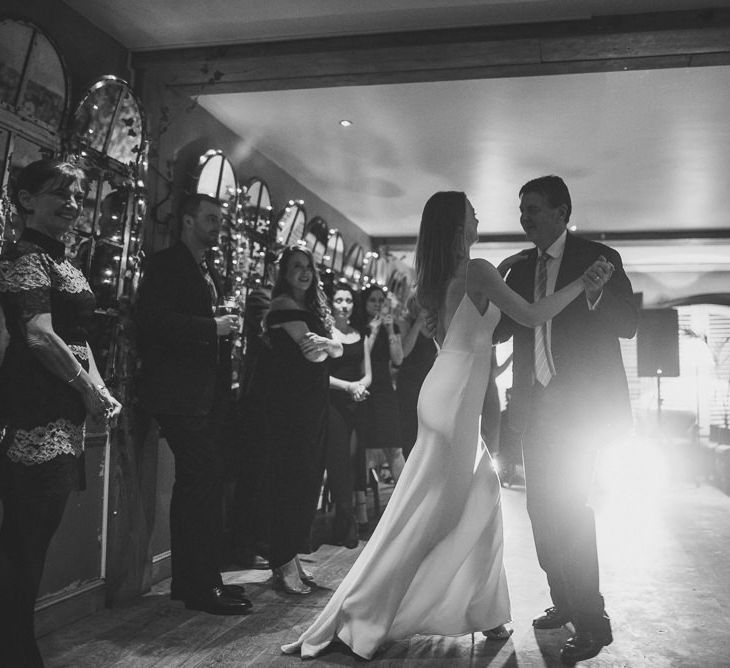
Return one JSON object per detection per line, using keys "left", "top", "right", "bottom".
{"left": 282, "top": 293, "right": 511, "bottom": 659}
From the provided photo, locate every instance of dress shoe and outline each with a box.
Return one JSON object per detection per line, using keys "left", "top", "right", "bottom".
{"left": 560, "top": 629, "right": 613, "bottom": 664}
{"left": 272, "top": 568, "right": 312, "bottom": 595}
{"left": 183, "top": 586, "right": 252, "bottom": 615}
{"left": 482, "top": 624, "right": 514, "bottom": 641}
{"left": 171, "top": 583, "right": 246, "bottom": 601}
{"left": 533, "top": 606, "right": 571, "bottom": 629}
{"left": 222, "top": 584, "right": 248, "bottom": 600}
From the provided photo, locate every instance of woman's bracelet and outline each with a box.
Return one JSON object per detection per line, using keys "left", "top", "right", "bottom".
{"left": 67, "top": 366, "right": 82, "bottom": 383}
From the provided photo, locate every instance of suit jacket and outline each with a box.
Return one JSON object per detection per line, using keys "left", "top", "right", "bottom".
{"left": 493, "top": 232, "right": 637, "bottom": 439}
{"left": 136, "top": 242, "right": 230, "bottom": 416}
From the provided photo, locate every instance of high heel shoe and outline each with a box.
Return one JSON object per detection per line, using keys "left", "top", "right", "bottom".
{"left": 482, "top": 624, "right": 513, "bottom": 641}
{"left": 272, "top": 568, "right": 312, "bottom": 595}
{"left": 294, "top": 556, "right": 316, "bottom": 586}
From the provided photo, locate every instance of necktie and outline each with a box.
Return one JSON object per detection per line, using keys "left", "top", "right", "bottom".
{"left": 534, "top": 253, "right": 556, "bottom": 386}
{"left": 200, "top": 260, "right": 218, "bottom": 315}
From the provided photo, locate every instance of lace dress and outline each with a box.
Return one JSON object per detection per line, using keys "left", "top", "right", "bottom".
{"left": 282, "top": 294, "right": 511, "bottom": 659}
{"left": 0, "top": 228, "right": 95, "bottom": 492}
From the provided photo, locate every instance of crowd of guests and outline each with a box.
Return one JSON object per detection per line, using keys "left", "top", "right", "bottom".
{"left": 0, "top": 159, "right": 460, "bottom": 667}
{"left": 0, "top": 161, "right": 633, "bottom": 666}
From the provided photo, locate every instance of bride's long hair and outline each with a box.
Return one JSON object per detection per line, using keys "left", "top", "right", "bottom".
{"left": 414, "top": 191, "right": 467, "bottom": 311}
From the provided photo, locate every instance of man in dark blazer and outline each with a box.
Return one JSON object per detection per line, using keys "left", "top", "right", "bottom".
{"left": 494, "top": 176, "right": 637, "bottom": 664}
{"left": 136, "top": 193, "right": 251, "bottom": 615}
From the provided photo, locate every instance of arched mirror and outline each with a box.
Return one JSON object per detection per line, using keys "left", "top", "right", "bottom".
{"left": 0, "top": 19, "right": 69, "bottom": 249}
{"left": 0, "top": 19, "right": 69, "bottom": 133}
{"left": 275, "top": 200, "right": 307, "bottom": 247}
{"left": 343, "top": 242, "right": 366, "bottom": 283}
{"left": 304, "top": 216, "right": 329, "bottom": 267}
{"left": 243, "top": 177, "right": 273, "bottom": 237}
{"left": 70, "top": 75, "right": 145, "bottom": 170}
{"left": 196, "top": 149, "right": 238, "bottom": 203}
{"left": 193, "top": 149, "right": 241, "bottom": 295}
{"left": 323, "top": 229, "right": 345, "bottom": 275}
{"left": 362, "top": 250, "right": 388, "bottom": 286}
{"left": 65, "top": 75, "right": 148, "bottom": 384}
{"left": 242, "top": 177, "right": 273, "bottom": 287}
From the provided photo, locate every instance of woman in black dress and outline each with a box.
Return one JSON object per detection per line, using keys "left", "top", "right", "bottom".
{"left": 360, "top": 285, "right": 404, "bottom": 485}
{"left": 0, "top": 160, "right": 121, "bottom": 666}
{"left": 326, "top": 281, "right": 371, "bottom": 549}
{"left": 264, "top": 245, "right": 342, "bottom": 595}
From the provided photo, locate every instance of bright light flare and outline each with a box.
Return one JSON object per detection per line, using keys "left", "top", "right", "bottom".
{"left": 593, "top": 433, "right": 673, "bottom": 568}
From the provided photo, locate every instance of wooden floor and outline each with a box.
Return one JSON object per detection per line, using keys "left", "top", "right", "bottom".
{"left": 40, "top": 443, "right": 730, "bottom": 667}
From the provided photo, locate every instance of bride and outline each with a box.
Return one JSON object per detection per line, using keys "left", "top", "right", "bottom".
{"left": 282, "top": 191, "right": 610, "bottom": 660}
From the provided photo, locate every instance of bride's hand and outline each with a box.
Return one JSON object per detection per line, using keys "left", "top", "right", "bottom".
{"left": 497, "top": 250, "right": 530, "bottom": 277}
{"left": 582, "top": 256, "right": 614, "bottom": 298}
{"left": 423, "top": 309, "right": 438, "bottom": 338}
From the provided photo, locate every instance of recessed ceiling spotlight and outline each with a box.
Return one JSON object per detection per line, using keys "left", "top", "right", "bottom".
{"left": 339, "top": 119, "right": 353, "bottom": 127}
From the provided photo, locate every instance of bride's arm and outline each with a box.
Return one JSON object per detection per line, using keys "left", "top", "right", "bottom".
{"left": 468, "top": 258, "right": 583, "bottom": 328}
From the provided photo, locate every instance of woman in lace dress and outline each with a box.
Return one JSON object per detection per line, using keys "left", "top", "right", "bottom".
{"left": 282, "top": 191, "right": 610, "bottom": 660}
{"left": 0, "top": 160, "right": 121, "bottom": 667}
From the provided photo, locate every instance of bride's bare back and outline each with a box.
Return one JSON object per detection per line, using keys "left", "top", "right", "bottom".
{"left": 435, "top": 261, "right": 492, "bottom": 345}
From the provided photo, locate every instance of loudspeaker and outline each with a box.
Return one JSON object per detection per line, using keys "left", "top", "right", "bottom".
{"left": 637, "top": 308, "right": 680, "bottom": 377}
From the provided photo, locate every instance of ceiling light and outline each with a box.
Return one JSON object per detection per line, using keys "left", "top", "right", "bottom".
{"left": 339, "top": 119, "right": 353, "bottom": 127}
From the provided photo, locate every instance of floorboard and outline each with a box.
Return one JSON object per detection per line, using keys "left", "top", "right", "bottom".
{"left": 39, "top": 453, "right": 730, "bottom": 667}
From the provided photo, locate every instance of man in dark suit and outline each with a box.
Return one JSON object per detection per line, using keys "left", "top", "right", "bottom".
{"left": 136, "top": 193, "right": 252, "bottom": 615}
{"left": 494, "top": 176, "right": 637, "bottom": 664}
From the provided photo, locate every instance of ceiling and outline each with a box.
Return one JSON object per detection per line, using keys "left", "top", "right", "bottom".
{"left": 62, "top": 0, "right": 730, "bottom": 241}
{"left": 62, "top": 0, "right": 729, "bottom": 51}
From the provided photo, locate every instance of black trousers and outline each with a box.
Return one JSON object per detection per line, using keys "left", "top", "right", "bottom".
{"left": 0, "top": 474, "right": 69, "bottom": 668}
{"left": 521, "top": 383, "right": 609, "bottom": 634}
{"left": 156, "top": 410, "right": 225, "bottom": 596}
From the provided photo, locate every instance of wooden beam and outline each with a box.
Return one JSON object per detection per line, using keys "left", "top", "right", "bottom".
{"left": 132, "top": 9, "right": 730, "bottom": 94}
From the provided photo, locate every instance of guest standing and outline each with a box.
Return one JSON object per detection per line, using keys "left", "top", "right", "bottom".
{"left": 395, "top": 293, "right": 436, "bottom": 460}
{"left": 326, "top": 281, "right": 371, "bottom": 549}
{"left": 361, "top": 285, "right": 404, "bottom": 483}
{"left": 0, "top": 159, "right": 121, "bottom": 667}
{"left": 136, "top": 193, "right": 251, "bottom": 615}
{"left": 263, "top": 245, "right": 342, "bottom": 594}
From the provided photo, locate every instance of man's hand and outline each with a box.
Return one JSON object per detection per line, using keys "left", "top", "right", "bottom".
{"left": 583, "top": 256, "right": 615, "bottom": 301}
{"left": 215, "top": 314, "right": 239, "bottom": 336}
